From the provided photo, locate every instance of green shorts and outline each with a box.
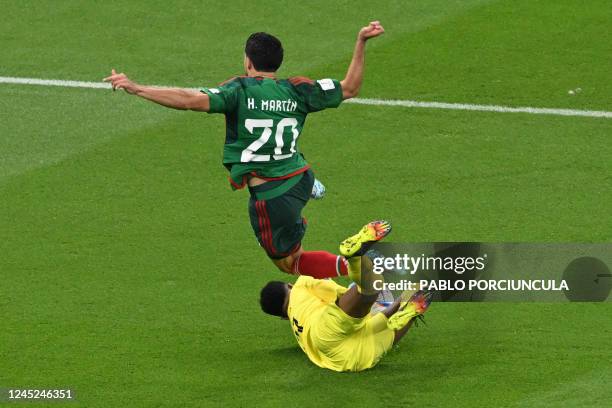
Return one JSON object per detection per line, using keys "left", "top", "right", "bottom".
{"left": 248, "top": 170, "right": 314, "bottom": 259}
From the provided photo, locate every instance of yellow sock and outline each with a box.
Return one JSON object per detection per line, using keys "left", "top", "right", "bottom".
{"left": 347, "top": 257, "right": 361, "bottom": 284}
{"left": 348, "top": 256, "right": 382, "bottom": 296}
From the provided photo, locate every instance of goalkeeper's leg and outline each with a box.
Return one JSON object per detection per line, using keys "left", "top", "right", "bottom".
{"left": 384, "top": 290, "right": 433, "bottom": 343}
{"left": 381, "top": 299, "right": 417, "bottom": 344}
{"left": 337, "top": 256, "right": 383, "bottom": 318}
{"left": 336, "top": 220, "right": 392, "bottom": 318}
{"left": 392, "top": 318, "right": 415, "bottom": 344}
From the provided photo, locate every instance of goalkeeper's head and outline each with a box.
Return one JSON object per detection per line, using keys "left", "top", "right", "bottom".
{"left": 260, "top": 281, "right": 291, "bottom": 319}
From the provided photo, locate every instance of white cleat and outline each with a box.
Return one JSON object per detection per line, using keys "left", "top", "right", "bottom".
{"left": 311, "top": 178, "right": 326, "bottom": 200}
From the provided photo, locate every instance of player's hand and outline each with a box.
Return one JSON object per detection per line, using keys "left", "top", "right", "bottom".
{"left": 358, "top": 21, "right": 385, "bottom": 42}
{"left": 103, "top": 69, "right": 140, "bottom": 94}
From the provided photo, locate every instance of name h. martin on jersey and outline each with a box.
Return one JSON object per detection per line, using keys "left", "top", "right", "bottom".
{"left": 247, "top": 97, "right": 298, "bottom": 112}
{"left": 374, "top": 279, "right": 570, "bottom": 292}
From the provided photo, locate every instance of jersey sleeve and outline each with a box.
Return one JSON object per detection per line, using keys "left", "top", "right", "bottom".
{"left": 200, "top": 78, "right": 240, "bottom": 113}
{"left": 289, "top": 77, "right": 343, "bottom": 113}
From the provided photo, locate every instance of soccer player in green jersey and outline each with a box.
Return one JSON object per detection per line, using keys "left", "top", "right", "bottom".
{"left": 104, "top": 21, "right": 385, "bottom": 279}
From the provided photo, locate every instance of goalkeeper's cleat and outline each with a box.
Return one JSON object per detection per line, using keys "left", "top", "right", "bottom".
{"left": 387, "top": 290, "right": 433, "bottom": 331}
{"left": 311, "top": 178, "right": 326, "bottom": 200}
{"left": 413, "top": 314, "right": 427, "bottom": 328}
{"left": 339, "top": 220, "right": 392, "bottom": 258}
{"left": 401, "top": 290, "right": 433, "bottom": 314}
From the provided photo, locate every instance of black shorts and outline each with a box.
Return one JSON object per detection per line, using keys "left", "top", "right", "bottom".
{"left": 248, "top": 170, "right": 314, "bottom": 259}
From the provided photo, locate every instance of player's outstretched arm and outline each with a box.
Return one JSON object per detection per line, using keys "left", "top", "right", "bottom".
{"left": 340, "top": 21, "right": 384, "bottom": 100}
{"left": 103, "top": 69, "right": 210, "bottom": 111}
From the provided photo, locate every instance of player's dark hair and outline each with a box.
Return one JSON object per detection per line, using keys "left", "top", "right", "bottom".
{"left": 245, "top": 32, "right": 283, "bottom": 72}
{"left": 260, "top": 281, "right": 288, "bottom": 318}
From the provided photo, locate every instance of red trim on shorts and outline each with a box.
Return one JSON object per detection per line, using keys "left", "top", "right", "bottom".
{"left": 256, "top": 201, "right": 268, "bottom": 252}
{"left": 249, "top": 165, "right": 310, "bottom": 182}
{"left": 232, "top": 165, "right": 310, "bottom": 190}
{"left": 255, "top": 201, "right": 266, "bottom": 250}
{"left": 229, "top": 175, "right": 247, "bottom": 190}
{"left": 259, "top": 201, "right": 277, "bottom": 254}
{"left": 255, "top": 200, "right": 275, "bottom": 256}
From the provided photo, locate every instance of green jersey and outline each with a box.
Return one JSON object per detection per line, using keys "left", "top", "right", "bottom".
{"left": 200, "top": 76, "right": 343, "bottom": 189}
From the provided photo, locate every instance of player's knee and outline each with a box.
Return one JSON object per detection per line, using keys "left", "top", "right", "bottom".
{"left": 273, "top": 257, "right": 294, "bottom": 274}
{"left": 276, "top": 263, "right": 293, "bottom": 274}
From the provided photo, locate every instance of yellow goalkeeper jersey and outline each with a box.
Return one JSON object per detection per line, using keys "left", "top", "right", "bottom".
{"left": 287, "top": 276, "right": 395, "bottom": 372}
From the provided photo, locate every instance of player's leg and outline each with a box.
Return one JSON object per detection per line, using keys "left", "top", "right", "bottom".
{"left": 377, "top": 300, "right": 414, "bottom": 344}
{"left": 272, "top": 246, "right": 348, "bottom": 278}
{"left": 386, "top": 290, "right": 433, "bottom": 344}
{"left": 289, "top": 218, "right": 390, "bottom": 282}
{"left": 270, "top": 250, "right": 300, "bottom": 273}
{"left": 336, "top": 221, "right": 393, "bottom": 317}
{"left": 339, "top": 220, "right": 392, "bottom": 287}
{"left": 318, "top": 255, "right": 394, "bottom": 372}
{"left": 392, "top": 319, "right": 414, "bottom": 344}
{"left": 248, "top": 170, "right": 348, "bottom": 278}
{"left": 336, "top": 287, "right": 378, "bottom": 318}
{"left": 337, "top": 256, "right": 382, "bottom": 318}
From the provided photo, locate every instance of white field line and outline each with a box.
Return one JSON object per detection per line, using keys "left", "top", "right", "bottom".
{"left": 347, "top": 98, "right": 612, "bottom": 119}
{"left": 0, "top": 76, "right": 112, "bottom": 89}
{"left": 1, "top": 76, "right": 611, "bottom": 119}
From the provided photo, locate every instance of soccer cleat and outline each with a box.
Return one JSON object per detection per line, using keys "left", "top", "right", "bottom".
{"left": 310, "top": 178, "right": 326, "bottom": 200}
{"left": 387, "top": 290, "right": 433, "bottom": 331}
{"left": 401, "top": 290, "right": 433, "bottom": 314}
{"left": 339, "top": 220, "right": 392, "bottom": 258}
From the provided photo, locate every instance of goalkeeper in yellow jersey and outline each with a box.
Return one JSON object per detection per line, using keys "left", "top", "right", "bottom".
{"left": 259, "top": 221, "right": 432, "bottom": 372}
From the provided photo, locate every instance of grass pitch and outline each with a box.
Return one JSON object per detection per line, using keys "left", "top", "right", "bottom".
{"left": 1, "top": 1, "right": 611, "bottom": 407}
